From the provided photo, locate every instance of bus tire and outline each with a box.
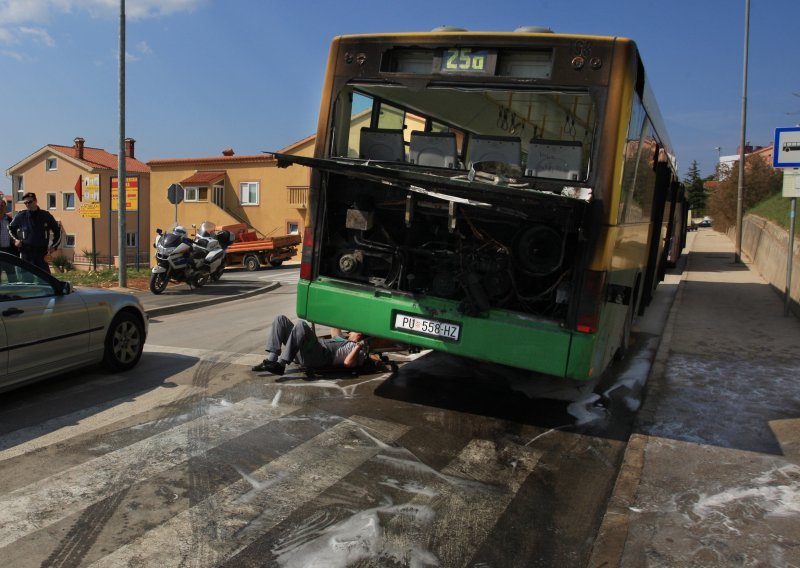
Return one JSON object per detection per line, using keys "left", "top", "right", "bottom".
{"left": 614, "top": 303, "right": 634, "bottom": 361}
{"left": 615, "top": 277, "right": 640, "bottom": 361}
{"left": 244, "top": 254, "right": 261, "bottom": 271}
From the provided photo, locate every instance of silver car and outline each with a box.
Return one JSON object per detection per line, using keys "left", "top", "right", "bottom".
{"left": 0, "top": 252, "right": 148, "bottom": 392}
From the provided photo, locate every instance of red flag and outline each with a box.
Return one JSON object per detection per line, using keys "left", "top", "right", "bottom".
{"left": 75, "top": 175, "right": 82, "bottom": 202}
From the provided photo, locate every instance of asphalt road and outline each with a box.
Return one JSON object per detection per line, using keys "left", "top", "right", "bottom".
{"left": 0, "top": 264, "right": 680, "bottom": 567}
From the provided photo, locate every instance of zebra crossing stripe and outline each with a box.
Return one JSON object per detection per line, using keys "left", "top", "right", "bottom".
{"left": 144, "top": 344, "right": 265, "bottom": 367}
{"left": 0, "top": 397, "right": 300, "bottom": 549}
{"left": 88, "top": 415, "right": 411, "bottom": 567}
{"left": 0, "top": 384, "right": 204, "bottom": 462}
{"left": 261, "top": 438, "right": 541, "bottom": 567}
{"left": 426, "top": 439, "right": 540, "bottom": 566}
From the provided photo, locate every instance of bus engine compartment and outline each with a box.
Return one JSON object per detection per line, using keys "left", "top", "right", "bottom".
{"left": 319, "top": 171, "right": 588, "bottom": 320}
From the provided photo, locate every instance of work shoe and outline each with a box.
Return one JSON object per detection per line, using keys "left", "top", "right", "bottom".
{"left": 251, "top": 359, "right": 285, "bottom": 375}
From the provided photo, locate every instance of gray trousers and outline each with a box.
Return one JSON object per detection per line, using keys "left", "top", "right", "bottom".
{"left": 266, "top": 315, "right": 334, "bottom": 368}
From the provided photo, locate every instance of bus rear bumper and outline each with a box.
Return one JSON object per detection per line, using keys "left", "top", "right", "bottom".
{"left": 297, "top": 279, "right": 595, "bottom": 381}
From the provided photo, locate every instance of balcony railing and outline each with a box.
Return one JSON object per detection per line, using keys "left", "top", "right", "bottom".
{"left": 287, "top": 186, "right": 309, "bottom": 209}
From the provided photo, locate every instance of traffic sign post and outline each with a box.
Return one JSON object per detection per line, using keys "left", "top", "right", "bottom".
{"left": 774, "top": 128, "right": 800, "bottom": 316}
{"left": 167, "top": 183, "right": 184, "bottom": 224}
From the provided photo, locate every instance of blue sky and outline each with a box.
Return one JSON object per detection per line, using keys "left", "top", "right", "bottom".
{"left": 1, "top": 0, "right": 799, "bottom": 194}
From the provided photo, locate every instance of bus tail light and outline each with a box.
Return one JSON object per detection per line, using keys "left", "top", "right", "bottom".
{"left": 576, "top": 270, "right": 606, "bottom": 333}
{"left": 300, "top": 226, "right": 314, "bottom": 281}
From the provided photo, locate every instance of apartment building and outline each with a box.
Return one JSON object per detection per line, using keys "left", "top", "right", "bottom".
{"left": 4, "top": 137, "right": 151, "bottom": 268}
{"left": 147, "top": 135, "right": 314, "bottom": 262}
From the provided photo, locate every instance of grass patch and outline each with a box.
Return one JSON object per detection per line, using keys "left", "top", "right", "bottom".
{"left": 61, "top": 268, "right": 152, "bottom": 288}
{"left": 750, "top": 193, "right": 800, "bottom": 233}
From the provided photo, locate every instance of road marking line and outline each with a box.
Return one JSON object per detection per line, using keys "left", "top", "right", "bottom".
{"left": 0, "top": 384, "right": 203, "bottom": 461}
{"left": 373, "top": 439, "right": 541, "bottom": 567}
{"left": 88, "top": 416, "right": 410, "bottom": 567}
{"left": 144, "top": 344, "right": 264, "bottom": 366}
{"left": 0, "top": 398, "right": 300, "bottom": 549}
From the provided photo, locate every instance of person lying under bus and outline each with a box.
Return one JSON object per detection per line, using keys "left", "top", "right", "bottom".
{"left": 251, "top": 315, "right": 368, "bottom": 375}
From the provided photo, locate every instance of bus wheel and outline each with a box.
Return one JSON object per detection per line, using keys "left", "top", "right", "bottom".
{"left": 614, "top": 304, "right": 634, "bottom": 361}
{"left": 244, "top": 254, "right": 260, "bottom": 271}
{"left": 615, "top": 279, "right": 639, "bottom": 361}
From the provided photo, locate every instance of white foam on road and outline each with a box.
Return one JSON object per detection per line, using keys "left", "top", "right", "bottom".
{"left": 0, "top": 397, "right": 299, "bottom": 549}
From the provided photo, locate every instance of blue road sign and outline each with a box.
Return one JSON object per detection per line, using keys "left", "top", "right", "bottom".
{"left": 774, "top": 127, "right": 800, "bottom": 168}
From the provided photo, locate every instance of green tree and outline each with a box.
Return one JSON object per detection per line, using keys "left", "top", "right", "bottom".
{"left": 683, "top": 160, "right": 707, "bottom": 215}
{"left": 707, "top": 155, "right": 783, "bottom": 232}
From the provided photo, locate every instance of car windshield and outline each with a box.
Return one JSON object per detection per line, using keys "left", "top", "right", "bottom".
{"left": 329, "top": 83, "right": 596, "bottom": 183}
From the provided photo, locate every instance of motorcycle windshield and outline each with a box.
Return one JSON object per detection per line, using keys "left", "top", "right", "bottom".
{"left": 162, "top": 233, "right": 184, "bottom": 247}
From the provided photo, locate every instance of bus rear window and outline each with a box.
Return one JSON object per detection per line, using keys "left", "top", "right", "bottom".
{"left": 331, "top": 84, "right": 595, "bottom": 182}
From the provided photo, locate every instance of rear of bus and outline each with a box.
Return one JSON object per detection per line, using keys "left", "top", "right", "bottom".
{"left": 294, "top": 30, "right": 640, "bottom": 380}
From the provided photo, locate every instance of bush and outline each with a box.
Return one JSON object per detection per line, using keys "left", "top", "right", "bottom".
{"left": 51, "top": 254, "right": 74, "bottom": 272}
{"left": 708, "top": 156, "right": 782, "bottom": 232}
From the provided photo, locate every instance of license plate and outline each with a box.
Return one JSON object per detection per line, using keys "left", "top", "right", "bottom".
{"left": 393, "top": 312, "right": 461, "bottom": 341}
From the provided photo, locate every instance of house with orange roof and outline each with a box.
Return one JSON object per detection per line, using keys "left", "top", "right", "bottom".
{"left": 147, "top": 135, "right": 315, "bottom": 265}
{"left": 4, "top": 137, "right": 151, "bottom": 269}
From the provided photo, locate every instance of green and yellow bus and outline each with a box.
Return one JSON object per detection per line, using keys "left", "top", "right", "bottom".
{"left": 276, "top": 27, "right": 688, "bottom": 381}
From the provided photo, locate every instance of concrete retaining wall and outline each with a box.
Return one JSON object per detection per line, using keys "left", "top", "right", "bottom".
{"left": 727, "top": 215, "right": 800, "bottom": 317}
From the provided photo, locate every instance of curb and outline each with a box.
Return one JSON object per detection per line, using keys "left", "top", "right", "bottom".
{"left": 145, "top": 282, "right": 281, "bottom": 318}
{"left": 586, "top": 237, "right": 694, "bottom": 568}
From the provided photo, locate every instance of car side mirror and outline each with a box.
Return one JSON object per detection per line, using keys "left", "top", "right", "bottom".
{"left": 60, "top": 281, "right": 73, "bottom": 295}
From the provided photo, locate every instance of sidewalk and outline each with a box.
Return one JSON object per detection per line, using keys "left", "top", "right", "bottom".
{"left": 110, "top": 275, "right": 280, "bottom": 317}
{"left": 590, "top": 229, "right": 800, "bottom": 567}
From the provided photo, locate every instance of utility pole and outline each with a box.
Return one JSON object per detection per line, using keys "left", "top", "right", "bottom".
{"left": 118, "top": 0, "right": 127, "bottom": 287}
{"left": 735, "top": 0, "right": 750, "bottom": 264}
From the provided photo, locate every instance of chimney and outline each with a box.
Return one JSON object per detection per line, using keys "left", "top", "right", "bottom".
{"left": 74, "top": 137, "right": 85, "bottom": 160}
{"left": 222, "top": 148, "right": 235, "bottom": 156}
{"left": 124, "top": 137, "right": 135, "bottom": 159}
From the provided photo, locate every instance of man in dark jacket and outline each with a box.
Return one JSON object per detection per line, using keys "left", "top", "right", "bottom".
{"left": 0, "top": 199, "right": 19, "bottom": 282}
{"left": 8, "top": 192, "right": 61, "bottom": 274}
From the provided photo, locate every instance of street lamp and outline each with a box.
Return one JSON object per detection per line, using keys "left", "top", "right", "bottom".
{"left": 714, "top": 146, "right": 722, "bottom": 179}
{"left": 735, "top": 0, "right": 750, "bottom": 264}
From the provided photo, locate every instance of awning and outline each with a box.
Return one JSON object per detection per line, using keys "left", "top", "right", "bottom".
{"left": 180, "top": 170, "right": 225, "bottom": 185}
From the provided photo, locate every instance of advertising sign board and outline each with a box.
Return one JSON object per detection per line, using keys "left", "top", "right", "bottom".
{"left": 111, "top": 176, "right": 139, "bottom": 212}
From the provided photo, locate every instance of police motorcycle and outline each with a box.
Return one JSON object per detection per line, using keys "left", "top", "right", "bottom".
{"left": 149, "top": 222, "right": 234, "bottom": 294}
{"left": 193, "top": 221, "right": 234, "bottom": 282}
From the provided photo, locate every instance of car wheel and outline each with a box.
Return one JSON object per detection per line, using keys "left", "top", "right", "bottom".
{"left": 150, "top": 272, "right": 168, "bottom": 294}
{"left": 102, "top": 311, "right": 145, "bottom": 372}
{"left": 244, "top": 254, "right": 260, "bottom": 271}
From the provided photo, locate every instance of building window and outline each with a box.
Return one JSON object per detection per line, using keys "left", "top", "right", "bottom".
{"left": 13, "top": 175, "right": 24, "bottom": 202}
{"left": 213, "top": 184, "right": 224, "bottom": 208}
{"left": 185, "top": 186, "right": 208, "bottom": 202}
{"left": 126, "top": 232, "right": 137, "bottom": 247}
{"left": 46, "top": 158, "right": 58, "bottom": 171}
{"left": 47, "top": 193, "right": 57, "bottom": 210}
{"left": 240, "top": 182, "right": 259, "bottom": 205}
{"left": 64, "top": 234, "right": 76, "bottom": 248}
{"left": 63, "top": 193, "right": 76, "bottom": 210}
{"left": 287, "top": 221, "right": 300, "bottom": 235}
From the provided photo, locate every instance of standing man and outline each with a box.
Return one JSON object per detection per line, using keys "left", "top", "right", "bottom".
{"left": 9, "top": 192, "right": 61, "bottom": 274}
{"left": 0, "top": 199, "right": 19, "bottom": 282}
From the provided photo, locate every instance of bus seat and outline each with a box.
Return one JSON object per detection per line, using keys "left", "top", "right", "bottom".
{"left": 409, "top": 131, "right": 458, "bottom": 168}
{"left": 526, "top": 139, "right": 583, "bottom": 180}
{"left": 467, "top": 134, "right": 521, "bottom": 167}
{"left": 359, "top": 128, "right": 406, "bottom": 162}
